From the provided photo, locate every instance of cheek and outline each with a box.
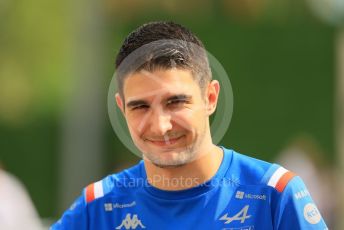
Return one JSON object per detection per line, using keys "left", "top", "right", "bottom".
{"left": 127, "top": 125, "right": 139, "bottom": 141}
{"left": 126, "top": 115, "right": 144, "bottom": 137}
{"left": 171, "top": 109, "right": 202, "bottom": 131}
{"left": 126, "top": 110, "right": 149, "bottom": 127}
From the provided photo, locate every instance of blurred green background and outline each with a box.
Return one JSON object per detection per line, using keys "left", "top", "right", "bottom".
{"left": 0, "top": 0, "right": 341, "bottom": 228}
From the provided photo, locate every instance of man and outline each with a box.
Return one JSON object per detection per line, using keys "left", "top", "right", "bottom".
{"left": 51, "top": 21, "right": 328, "bottom": 229}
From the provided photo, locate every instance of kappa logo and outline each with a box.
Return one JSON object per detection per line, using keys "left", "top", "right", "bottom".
{"left": 116, "top": 213, "right": 146, "bottom": 229}
{"left": 220, "top": 205, "right": 251, "bottom": 224}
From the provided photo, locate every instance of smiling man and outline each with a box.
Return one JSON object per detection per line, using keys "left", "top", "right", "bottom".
{"left": 51, "top": 21, "right": 328, "bottom": 229}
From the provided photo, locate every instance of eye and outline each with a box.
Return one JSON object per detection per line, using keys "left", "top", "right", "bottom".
{"left": 132, "top": 105, "right": 149, "bottom": 110}
{"left": 167, "top": 99, "right": 187, "bottom": 106}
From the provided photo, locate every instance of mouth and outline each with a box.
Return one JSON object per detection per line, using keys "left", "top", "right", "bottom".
{"left": 146, "top": 135, "right": 185, "bottom": 147}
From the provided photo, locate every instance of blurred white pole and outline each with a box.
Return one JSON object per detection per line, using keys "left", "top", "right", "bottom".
{"left": 58, "top": 1, "right": 105, "bottom": 212}
{"left": 336, "top": 28, "right": 344, "bottom": 230}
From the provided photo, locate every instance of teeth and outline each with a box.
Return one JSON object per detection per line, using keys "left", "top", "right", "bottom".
{"left": 150, "top": 136, "right": 181, "bottom": 142}
{"left": 164, "top": 136, "right": 171, "bottom": 145}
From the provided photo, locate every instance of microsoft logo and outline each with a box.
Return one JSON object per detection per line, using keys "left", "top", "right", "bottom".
{"left": 235, "top": 191, "right": 245, "bottom": 199}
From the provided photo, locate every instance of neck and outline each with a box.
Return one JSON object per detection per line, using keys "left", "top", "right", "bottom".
{"left": 143, "top": 144, "right": 223, "bottom": 191}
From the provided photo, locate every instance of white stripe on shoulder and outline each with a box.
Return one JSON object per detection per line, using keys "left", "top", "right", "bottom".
{"left": 267, "top": 166, "right": 288, "bottom": 188}
{"left": 94, "top": 180, "right": 104, "bottom": 199}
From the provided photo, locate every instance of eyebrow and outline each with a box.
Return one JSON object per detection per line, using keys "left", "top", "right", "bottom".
{"left": 165, "top": 94, "right": 192, "bottom": 102}
{"left": 126, "top": 94, "right": 192, "bottom": 108}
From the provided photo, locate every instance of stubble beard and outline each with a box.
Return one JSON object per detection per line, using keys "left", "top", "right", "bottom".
{"left": 142, "top": 124, "right": 207, "bottom": 168}
{"left": 145, "top": 144, "right": 196, "bottom": 168}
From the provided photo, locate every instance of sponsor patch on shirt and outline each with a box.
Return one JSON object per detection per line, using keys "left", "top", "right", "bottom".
{"left": 303, "top": 203, "right": 321, "bottom": 224}
{"left": 104, "top": 201, "right": 137, "bottom": 211}
{"left": 294, "top": 189, "right": 310, "bottom": 200}
{"left": 235, "top": 191, "right": 266, "bottom": 201}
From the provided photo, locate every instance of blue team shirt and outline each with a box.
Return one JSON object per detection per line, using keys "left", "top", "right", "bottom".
{"left": 51, "top": 147, "right": 328, "bottom": 229}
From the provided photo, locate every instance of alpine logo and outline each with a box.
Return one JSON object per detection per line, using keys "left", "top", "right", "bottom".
{"left": 220, "top": 205, "right": 251, "bottom": 224}
{"left": 116, "top": 213, "right": 146, "bottom": 229}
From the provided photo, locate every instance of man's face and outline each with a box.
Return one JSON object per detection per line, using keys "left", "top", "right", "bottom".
{"left": 116, "top": 68, "right": 217, "bottom": 168}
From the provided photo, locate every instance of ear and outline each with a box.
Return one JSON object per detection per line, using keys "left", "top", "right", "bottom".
{"left": 115, "top": 93, "right": 125, "bottom": 115}
{"left": 205, "top": 80, "right": 220, "bottom": 116}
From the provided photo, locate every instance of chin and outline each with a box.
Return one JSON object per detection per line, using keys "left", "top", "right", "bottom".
{"left": 143, "top": 148, "right": 197, "bottom": 168}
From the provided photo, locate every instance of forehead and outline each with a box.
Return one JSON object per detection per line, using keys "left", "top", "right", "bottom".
{"left": 123, "top": 69, "right": 201, "bottom": 99}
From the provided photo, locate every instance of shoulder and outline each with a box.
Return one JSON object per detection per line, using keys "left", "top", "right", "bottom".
{"left": 51, "top": 161, "right": 143, "bottom": 229}
{"left": 84, "top": 160, "right": 143, "bottom": 204}
{"left": 225, "top": 148, "right": 296, "bottom": 192}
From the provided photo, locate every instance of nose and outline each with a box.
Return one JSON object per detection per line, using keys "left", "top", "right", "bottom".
{"left": 148, "top": 107, "right": 173, "bottom": 135}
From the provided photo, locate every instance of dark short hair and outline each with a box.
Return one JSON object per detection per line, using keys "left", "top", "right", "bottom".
{"left": 115, "top": 21, "right": 212, "bottom": 100}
